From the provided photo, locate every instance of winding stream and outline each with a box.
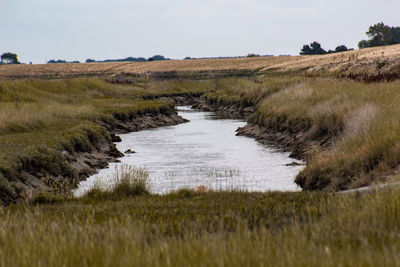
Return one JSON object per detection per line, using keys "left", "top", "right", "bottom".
{"left": 74, "top": 106, "right": 304, "bottom": 196}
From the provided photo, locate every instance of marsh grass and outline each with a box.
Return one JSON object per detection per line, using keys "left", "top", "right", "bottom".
{"left": 1, "top": 188, "right": 400, "bottom": 266}
{"left": 248, "top": 79, "right": 400, "bottom": 190}
{"left": 82, "top": 165, "right": 150, "bottom": 201}
{"left": 203, "top": 75, "right": 306, "bottom": 109}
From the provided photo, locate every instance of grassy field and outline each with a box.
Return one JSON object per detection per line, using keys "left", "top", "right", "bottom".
{"left": 2, "top": 168, "right": 400, "bottom": 266}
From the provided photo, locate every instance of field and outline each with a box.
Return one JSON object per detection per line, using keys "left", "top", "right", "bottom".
{"left": 1, "top": 43, "right": 400, "bottom": 81}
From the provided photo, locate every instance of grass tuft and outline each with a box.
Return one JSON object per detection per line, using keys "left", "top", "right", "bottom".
{"left": 82, "top": 165, "right": 150, "bottom": 201}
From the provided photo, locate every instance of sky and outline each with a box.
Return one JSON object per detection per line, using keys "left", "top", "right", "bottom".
{"left": 0, "top": 0, "right": 399, "bottom": 64}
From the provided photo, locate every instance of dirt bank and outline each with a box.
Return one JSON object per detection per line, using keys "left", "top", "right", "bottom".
{"left": 14, "top": 112, "right": 187, "bottom": 204}
{"left": 68, "top": 112, "right": 188, "bottom": 181}
{"left": 191, "top": 96, "right": 317, "bottom": 159}
{"left": 192, "top": 98, "right": 256, "bottom": 117}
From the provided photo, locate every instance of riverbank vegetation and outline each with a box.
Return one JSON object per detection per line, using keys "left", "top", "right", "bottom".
{"left": 256, "top": 79, "right": 400, "bottom": 190}
{"left": 201, "top": 77, "right": 400, "bottom": 191}
{"left": 0, "top": 78, "right": 211, "bottom": 203}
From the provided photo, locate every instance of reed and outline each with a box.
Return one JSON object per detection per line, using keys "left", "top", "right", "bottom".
{"left": 1, "top": 188, "right": 400, "bottom": 266}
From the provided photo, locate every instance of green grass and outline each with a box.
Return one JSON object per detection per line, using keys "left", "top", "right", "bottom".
{"left": 2, "top": 187, "right": 400, "bottom": 266}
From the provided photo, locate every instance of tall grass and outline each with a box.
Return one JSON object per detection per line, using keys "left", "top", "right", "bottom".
{"left": 1, "top": 189, "right": 400, "bottom": 266}
{"left": 82, "top": 165, "right": 150, "bottom": 201}
{"left": 253, "top": 79, "right": 400, "bottom": 190}
{"left": 203, "top": 75, "right": 306, "bottom": 109}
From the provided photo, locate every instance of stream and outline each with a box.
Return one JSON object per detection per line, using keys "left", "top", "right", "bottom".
{"left": 74, "top": 106, "right": 304, "bottom": 196}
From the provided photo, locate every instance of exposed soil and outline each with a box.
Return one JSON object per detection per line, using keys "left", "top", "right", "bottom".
{"left": 192, "top": 98, "right": 256, "bottom": 117}
{"left": 74, "top": 113, "right": 188, "bottom": 180}
{"left": 15, "top": 111, "right": 188, "bottom": 203}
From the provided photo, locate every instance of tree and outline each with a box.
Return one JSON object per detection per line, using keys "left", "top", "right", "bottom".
{"left": 148, "top": 55, "right": 168, "bottom": 61}
{"left": 246, "top": 53, "right": 260, "bottom": 58}
{"left": 335, "top": 45, "right": 349, "bottom": 53}
{"left": 300, "top": 42, "right": 327, "bottom": 55}
{"left": 300, "top": 45, "right": 312, "bottom": 55}
{"left": 47, "top": 59, "right": 67, "bottom": 64}
{"left": 310, "top": 42, "right": 327, "bottom": 54}
{"left": 358, "top": 22, "right": 400, "bottom": 49}
{"left": 86, "top": 59, "right": 96, "bottom": 63}
{"left": 1, "top": 52, "right": 20, "bottom": 64}
{"left": 366, "top": 22, "right": 392, "bottom": 46}
{"left": 358, "top": 40, "right": 370, "bottom": 49}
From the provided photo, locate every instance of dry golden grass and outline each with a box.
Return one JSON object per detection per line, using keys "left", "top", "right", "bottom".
{"left": 0, "top": 56, "right": 296, "bottom": 79}
{"left": 1, "top": 44, "right": 400, "bottom": 80}
{"left": 265, "top": 44, "right": 400, "bottom": 70}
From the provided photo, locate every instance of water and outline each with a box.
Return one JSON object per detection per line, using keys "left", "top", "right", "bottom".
{"left": 74, "top": 106, "right": 304, "bottom": 196}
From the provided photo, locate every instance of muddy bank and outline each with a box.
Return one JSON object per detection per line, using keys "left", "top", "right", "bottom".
{"left": 191, "top": 97, "right": 319, "bottom": 160}
{"left": 192, "top": 98, "right": 256, "bottom": 117}
{"left": 13, "top": 112, "right": 187, "bottom": 204}
{"left": 190, "top": 97, "right": 311, "bottom": 159}
{"left": 69, "top": 113, "right": 188, "bottom": 181}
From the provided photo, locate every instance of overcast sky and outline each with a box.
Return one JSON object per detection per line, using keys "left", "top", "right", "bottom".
{"left": 1, "top": 0, "right": 399, "bottom": 63}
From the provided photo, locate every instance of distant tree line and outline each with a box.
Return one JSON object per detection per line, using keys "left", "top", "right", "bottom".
{"left": 85, "top": 55, "right": 169, "bottom": 63}
{"left": 300, "top": 42, "right": 352, "bottom": 55}
{"left": 47, "top": 55, "right": 170, "bottom": 64}
{"left": 184, "top": 54, "right": 273, "bottom": 60}
{"left": 358, "top": 22, "right": 400, "bottom": 49}
{"left": 48, "top": 59, "right": 81, "bottom": 64}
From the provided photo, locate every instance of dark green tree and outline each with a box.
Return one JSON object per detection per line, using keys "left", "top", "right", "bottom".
{"left": 367, "top": 22, "right": 392, "bottom": 46}
{"left": 300, "top": 42, "right": 327, "bottom": 55}
{"left": 1, "top": 52, "right": 20, "bottom": 64}
{"left": 300, "top": 45, "right": 312, "bottom": 55}
{"left": 358, "top": 40, "right": 370, "bottom": 49}
{"left": 335, "top": 45, "right": 349, "bottom": 53}
{"left": 358, "top": 22, "right": 400, "bottom": 48}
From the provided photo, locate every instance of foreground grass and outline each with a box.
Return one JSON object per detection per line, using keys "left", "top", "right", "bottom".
{"left": 1, "top": 188, "right": 400, "bottom": 266}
